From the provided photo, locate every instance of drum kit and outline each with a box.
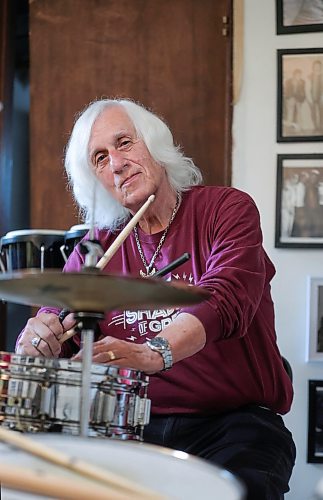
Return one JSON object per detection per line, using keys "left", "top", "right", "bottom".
{"left": 0, "top": 221, "right": 245, "bottom": 499}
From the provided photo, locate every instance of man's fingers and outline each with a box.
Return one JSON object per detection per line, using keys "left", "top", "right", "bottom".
{"left": 62, "top": 312, "right": 77, "bottom": 332}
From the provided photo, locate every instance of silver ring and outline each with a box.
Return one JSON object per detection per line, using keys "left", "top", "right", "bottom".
{"left": 31, "top": 336, "right": 41, "bottom": 348}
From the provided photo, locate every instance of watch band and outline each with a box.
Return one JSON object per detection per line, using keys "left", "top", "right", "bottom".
{"left": 146, "top": 337, "right": 173, "bottom": 371}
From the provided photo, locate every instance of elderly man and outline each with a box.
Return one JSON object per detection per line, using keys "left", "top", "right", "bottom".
{"left": 17, "top": 98, "right": 296, "bottom": 499}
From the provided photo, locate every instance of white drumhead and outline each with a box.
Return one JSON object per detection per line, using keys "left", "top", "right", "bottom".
{"left": 3, "top": 229, "right": 66, "bottom": 238}
{"left": 0, "top": 434, "right": 245, "bottom": 499}
{"left": 69, "top": 224, "right": 90, "bottom": 231}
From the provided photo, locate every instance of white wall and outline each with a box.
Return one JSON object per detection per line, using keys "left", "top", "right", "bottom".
{"left": 232, "top": 1, "right": 323, "bottom": 499}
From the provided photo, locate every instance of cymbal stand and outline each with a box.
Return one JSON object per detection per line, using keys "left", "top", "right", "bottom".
{"left": 74, "top": 311, "right": 104, "bottom": 437}
{"left": 77, "top": 240, "right": 105, "bottom": 437}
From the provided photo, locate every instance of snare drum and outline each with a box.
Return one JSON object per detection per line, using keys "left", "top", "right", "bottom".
{"left": 0, "top": 352, "right": 150, "bottom": 440}
{"left": 0, "top": 229, "right": 66, "bottom": 271}
{"left": 61, "top": 224, "right": 90, "bottom": 262}
{"left": 0, "top": 434, "right": 245, "bottom": 500}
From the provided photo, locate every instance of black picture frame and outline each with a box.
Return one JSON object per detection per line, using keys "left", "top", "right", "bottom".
{"left": 308, "top": 380, "right": 323, "bottom": 463}
{"left": 277, "top": 48, "right": 323, "bottom": 142}
{"left": 275, "top": 154, "right": 323, "bottom": 248}
{"left": 276, "top": 0, "right": 323, "bottom": 34}
{"left": 306, "top": 277, "right": 323, "bottom": 362}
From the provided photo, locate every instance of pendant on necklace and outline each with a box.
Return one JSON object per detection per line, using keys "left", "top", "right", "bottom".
{"left": 140, "top": 267, "right": 157, "bottom": 278}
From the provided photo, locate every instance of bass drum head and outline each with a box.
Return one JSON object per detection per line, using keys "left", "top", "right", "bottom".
{"left": 0, "top": 434, "right": 245, "bottom": 500}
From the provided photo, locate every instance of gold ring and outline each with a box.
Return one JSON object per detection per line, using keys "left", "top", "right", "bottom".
{"left": 107, "top": 350, "right": 116, "bottom": 361}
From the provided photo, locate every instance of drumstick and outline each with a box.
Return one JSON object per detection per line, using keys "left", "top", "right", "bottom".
{"left": 58, "top": 196, "right": 156, "bottom": 336}
{"left": 59, "top": 326, "right": 79, "bottom": 344}
{"left": 96, "top": 194, "right": 155, "bottom": 270}
{"left": 0, "top": 463, "right": 129, "bottom": 500}
{"left": 58, "top": 196, "right": 155, "bottom": 332}
{"left": 0, "top": 427, "right": 163, "bottom": 499}
{"left": 154, "top": 252, "right": 191, "bottom": 277}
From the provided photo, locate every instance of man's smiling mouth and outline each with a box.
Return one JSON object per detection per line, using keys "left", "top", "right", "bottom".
{"left": 121, "top": 172, "right": 140, "bottom": 187}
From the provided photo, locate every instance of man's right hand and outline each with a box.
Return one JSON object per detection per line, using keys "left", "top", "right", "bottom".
{"left": 15, "top": 312, "right": 76, "bottom": 358}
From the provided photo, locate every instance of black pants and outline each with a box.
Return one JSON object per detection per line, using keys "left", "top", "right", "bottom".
{"left": 143, "top": 405, "right": 296, "bottom": 500}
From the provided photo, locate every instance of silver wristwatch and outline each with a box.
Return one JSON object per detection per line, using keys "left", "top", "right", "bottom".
{"left": 146, "top": 337, "right": 173, "bottom": 371}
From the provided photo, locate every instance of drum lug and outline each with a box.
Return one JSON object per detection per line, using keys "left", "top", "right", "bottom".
{"left": 134, "top": 396, "right": 151, "bottom": 426}
{"left": 102, "top": 392, "right": 117, "bottom": 423}
{"left": 40, "top": 386, "right": 52, "bottom": 416}
{"left": 93, "top": 390, "right": 117, "bottom": 424}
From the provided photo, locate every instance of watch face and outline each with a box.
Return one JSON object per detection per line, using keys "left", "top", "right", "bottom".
{"left": 151, "top": 337, "right": 167, "bottom": 348}
{"left": 147, "top": 337, "right": 173, "bottom": 371}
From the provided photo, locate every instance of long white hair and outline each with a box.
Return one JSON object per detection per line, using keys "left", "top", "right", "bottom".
{"left": 64, "top": 98, "right": 203, "bottom": 230}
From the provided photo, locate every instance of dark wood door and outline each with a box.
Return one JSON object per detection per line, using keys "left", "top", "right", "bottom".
{"left": 29, "top": 0, "right": 232, "bottom": 230}
{"left": 0, "top": 0, "right": 15, "bottom": 350}
{"left": 0, "top": 0, "right": 14, "bottom": 237}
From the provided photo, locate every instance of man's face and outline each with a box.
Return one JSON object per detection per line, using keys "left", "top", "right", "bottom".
{"left": 88, "top": 106, "right": 166, "bottom": 211}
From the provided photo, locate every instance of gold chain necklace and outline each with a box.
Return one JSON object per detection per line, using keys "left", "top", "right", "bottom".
{"left": 134, "top": 193, "right": 181, "bottom": 278}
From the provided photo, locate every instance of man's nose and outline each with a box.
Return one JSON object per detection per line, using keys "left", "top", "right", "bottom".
{"left": 109, "top": 149, "right": 126, "bottom": 173}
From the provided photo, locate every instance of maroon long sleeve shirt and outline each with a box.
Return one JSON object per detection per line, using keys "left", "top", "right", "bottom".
{"left": 34, "top": 186, "right": 293, "bottom": 416}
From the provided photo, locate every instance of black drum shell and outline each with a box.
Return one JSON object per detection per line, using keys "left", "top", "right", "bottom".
{"left": 63, "top": 225, "right": 90, "bottom": 259}
{"left": 0, "top": 230, "right": 66, "bottom": 271}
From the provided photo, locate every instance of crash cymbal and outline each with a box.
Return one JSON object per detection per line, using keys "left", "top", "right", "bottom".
{"left": 0, "top": 269, "right": 209, "bottom": 312}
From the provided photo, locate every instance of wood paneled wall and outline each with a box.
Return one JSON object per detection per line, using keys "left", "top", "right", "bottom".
{"left": 29, "top": 0, "right": 233, "bottom": 230}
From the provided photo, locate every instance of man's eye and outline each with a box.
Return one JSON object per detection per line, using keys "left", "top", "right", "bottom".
{"left": 119, "top": 139, "right": 131, "bottom": 148}
{"left": 96, "top": 153, "right": 108, "bottom": 166}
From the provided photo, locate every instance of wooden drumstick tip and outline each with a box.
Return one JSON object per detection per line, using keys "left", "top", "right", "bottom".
{"left": 96, "top": 193, "right": 156, "bottom": 270}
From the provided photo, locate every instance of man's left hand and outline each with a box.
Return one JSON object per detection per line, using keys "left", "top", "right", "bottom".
{"left": 72, "top": 336, "right": 164, "bottom": 374}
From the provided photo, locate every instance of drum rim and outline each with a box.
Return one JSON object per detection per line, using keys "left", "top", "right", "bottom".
{"left": 68, "top": 224, "right": 91, "bottom": 231}
{"left": 64, "top": 230, "right": 89, "bottom": 241}
{"left": 2, "top": 229, "right": 66, "bottom": 239}
{"left": 1, "top": 230, "right": 66, "bottom": 248}
{"left": 0, "top": 351, "right": 149, "bottom": 382}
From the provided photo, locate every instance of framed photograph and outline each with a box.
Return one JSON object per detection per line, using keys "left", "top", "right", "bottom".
{"left": 306, "top": 277, "right": 323, "bottom": 362}
{"left": 277, "top": 49, "right": 323, "bottom": 142}
{"left": 277, "top": 0, "right": 323, "bottom": 34}
{"left": 275, "top": 154, "right": 323, "bottom": 248}
{"left": 307, "top": 380, "right": 323, "bottom": 463}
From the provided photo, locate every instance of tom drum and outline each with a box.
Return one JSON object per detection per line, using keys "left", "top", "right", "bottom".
{"left": 61, "top": 224, "right": 90, "bottom": 262}
{"left": 0, "top": 229, "right": 66, "bottom": 271}
{"left": 0, "top": 434, "right": 245, "bottom": 500}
